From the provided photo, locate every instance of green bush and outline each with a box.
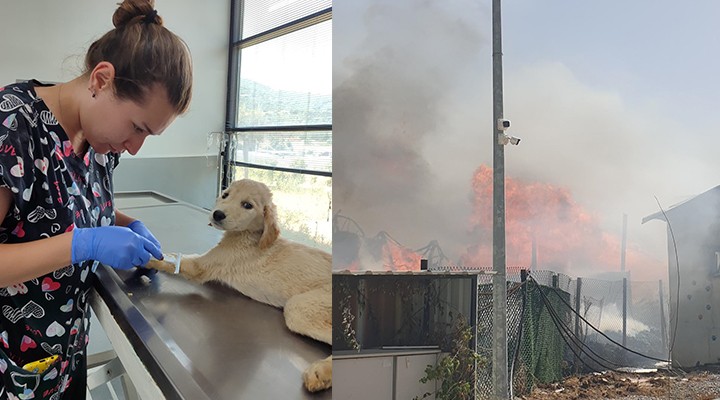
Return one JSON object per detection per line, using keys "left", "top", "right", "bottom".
{"left": 414, "top": 318, "right": 486, "bottom": 400}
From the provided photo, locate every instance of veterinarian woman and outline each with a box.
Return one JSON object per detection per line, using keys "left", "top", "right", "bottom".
{"left": 0, "top": 1, "right": 192, "bottom": 398}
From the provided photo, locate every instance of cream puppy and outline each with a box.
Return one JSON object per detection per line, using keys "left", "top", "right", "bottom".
{"left": 146, "top": 179, "right": 332, "bottom": 392}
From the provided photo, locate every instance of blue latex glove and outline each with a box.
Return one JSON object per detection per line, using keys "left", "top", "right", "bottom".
{"left": 71, "top": 226, "right": 163, "bottom": 270}
{"left": 127, "top": 220, "right": 162, "bottom": 256}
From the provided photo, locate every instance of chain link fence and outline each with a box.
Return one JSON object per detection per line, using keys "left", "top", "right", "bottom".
{"left": 433, "top": 266, "right": 670, "bottom": 398}
{"left": 333, "top": 268, "right": 669, "bottom": 398}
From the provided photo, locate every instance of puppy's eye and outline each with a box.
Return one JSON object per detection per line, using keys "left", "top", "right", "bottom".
{"left": 221, "top": 192, "right": 229, "bottom": 199}
{"left": 241, "top": 201, "right": 253, "bottom": 210}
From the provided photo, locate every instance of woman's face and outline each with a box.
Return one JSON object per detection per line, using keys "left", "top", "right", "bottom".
{"left": 80, "top": 84, "right": 177, "bottom": 155}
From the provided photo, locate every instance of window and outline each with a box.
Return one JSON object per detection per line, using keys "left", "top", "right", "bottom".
{"left": 225, "top": 0, "right": 331, "bottom": 250}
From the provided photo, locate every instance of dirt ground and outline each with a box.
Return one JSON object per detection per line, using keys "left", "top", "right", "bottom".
{"left": 519, "top": 368, "right": 720, "bottom": 400}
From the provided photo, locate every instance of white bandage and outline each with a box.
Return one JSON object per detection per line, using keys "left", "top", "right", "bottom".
{"left": 173, "top": 253, "right": 182, "bottom": 274}
{"left": 162, "top": 254, "right": 182, "bottom": 274}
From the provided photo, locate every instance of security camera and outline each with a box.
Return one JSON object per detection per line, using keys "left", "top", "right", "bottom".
{"left": 497, "top": 118, "right": 511, "bottom": 131}
{"left": 498, "top": 134, "right": 521, "bottom": 146}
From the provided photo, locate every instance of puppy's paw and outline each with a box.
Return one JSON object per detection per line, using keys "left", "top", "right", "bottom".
{"left": 302, "top": 357, "right": 332, "bottom": 392}
{"left": 145, "top": 256, "right": 175, "bottom": 274}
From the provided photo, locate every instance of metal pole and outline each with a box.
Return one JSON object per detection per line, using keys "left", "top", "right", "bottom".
{"left": 659, "top": 279, "right": 668, "bottom": 357}
{"left": 531, "top": 234, "right": 537, "bottom": 271}
{"left": 472, "top": 274, "right": 479, "bottom": 397}
{"left": 574, "top": 278, "right": 583, "bottom": 374}
{"left": 492, "top": 0, "right": 509, "bottom": 397}
{"left": 620, "top": 214, "right": 627, "bottom": 272}
{"left": 622, "top": 277, "right": 628, "bottom": 363}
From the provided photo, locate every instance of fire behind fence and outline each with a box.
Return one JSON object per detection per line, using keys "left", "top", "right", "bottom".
{"left": 333, "top": 269, "right": 670, "bottom": 398}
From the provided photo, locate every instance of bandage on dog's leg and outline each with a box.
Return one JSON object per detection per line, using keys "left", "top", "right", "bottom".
{"left": 174, "top": 253, "right": 182, "bottom": 274}
{"left": 162, "top": 253, "right": 182, "bottom": 274}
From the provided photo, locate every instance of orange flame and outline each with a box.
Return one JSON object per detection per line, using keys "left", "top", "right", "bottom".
{"left": 461, "top": 165, "right": 661, "bottom": 278}
{"left": 383, "top": 239, "right": 422, "bottom": 271}
{"left": 334, "top": 232, "right": 422, "bottom": 272}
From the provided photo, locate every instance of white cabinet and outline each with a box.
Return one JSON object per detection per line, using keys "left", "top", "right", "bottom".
{"left": 395, "top": 353, "right": 438, "bottom": 400}
{"left": 334, "top": 349, "right": 440, "bottom": 400}
{"left": 334, "top": 356, "right": 394, "bottom": 399}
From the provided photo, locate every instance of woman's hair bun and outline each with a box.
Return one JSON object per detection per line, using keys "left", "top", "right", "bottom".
{"left": 112, "top": 0, "right": 163, "bottom": 28}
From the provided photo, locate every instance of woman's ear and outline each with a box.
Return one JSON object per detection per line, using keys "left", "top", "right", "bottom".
{"left": 259, "top": 203, "right": 280, "bottom": 249}
{"left": 89, "top": 61, "right": 116, "bottom": 96}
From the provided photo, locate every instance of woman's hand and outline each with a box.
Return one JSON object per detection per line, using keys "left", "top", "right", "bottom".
{"left": 127, "top": 220, "right": 162, "bottom": 254}
{"left": 71, "top": 226, "right": 162, "bottom": 270}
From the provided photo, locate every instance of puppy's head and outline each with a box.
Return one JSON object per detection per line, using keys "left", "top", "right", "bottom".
{"left": 210, "top": 179, "right": 280, "bottom": 248}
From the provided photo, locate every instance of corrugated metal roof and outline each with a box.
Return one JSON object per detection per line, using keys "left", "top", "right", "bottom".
{"left": 641, "top": 184, "right": 720, "bottom": 224}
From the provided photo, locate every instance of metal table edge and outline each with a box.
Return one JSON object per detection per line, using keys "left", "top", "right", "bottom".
{"left": 114, "top": 191, "right": 212, "bottom": 213}
{"left": 92, "top": 266, "right": 212, "bottom": 400}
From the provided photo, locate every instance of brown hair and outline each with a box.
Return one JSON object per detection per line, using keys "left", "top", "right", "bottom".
{"left": 85, "top": 0, "right": 193, "bottom": 114}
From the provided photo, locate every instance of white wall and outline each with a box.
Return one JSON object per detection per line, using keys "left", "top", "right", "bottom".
{"left": 0, "top": 0, "right": 229, "bottom": 158}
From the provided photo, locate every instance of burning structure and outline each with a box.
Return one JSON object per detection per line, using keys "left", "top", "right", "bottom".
{"left": 462, "top": 165, "right": 662, "bottom": 278}
{"left": 643, "top": 185, "right": 720, "bottom": 367}
{"left": 334, "top": 165, "right": 663, "bottom": 277}
{"left": 332, "top": 214, "right": 449, "bottom": 271}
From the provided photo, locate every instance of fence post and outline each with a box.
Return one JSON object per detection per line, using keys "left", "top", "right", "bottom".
{"left": 574, "top": 277, "right": 583, "bottom": 374}
{"left": 622, "top": 277, "right": 628, "bottom": 364}
{"left": 659, "top": 279, "right": 668, "bottom": 357}
{"left": 531, "top": 237, "right": 537, "bottom": 271}
{"left": 472, "top": 274, "right": 479, "bottom": 398}
{"left": 518, "top": 270, "right": 528, "bottom": 390}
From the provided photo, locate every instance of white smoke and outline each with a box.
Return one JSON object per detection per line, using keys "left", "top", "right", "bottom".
{"left": 333, "top": 0, "right": 720, "bottom": 279}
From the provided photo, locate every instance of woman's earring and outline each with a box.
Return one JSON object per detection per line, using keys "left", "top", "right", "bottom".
{"left": 92, "top": 92, "right": 96, "bottom": 98}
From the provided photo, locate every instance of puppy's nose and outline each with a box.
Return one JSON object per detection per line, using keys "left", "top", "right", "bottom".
{"left": 212, "top": 210, "right": 226, "bottom": 222}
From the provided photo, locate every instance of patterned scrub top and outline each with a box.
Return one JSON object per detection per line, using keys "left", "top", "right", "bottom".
{"left": 0, "top": 80, "right": 119, "bottom": 399}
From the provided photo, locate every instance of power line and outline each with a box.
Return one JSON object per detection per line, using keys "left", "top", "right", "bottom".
{"left": 529, "top": 277, "right": 627, "bottom": 372}
{"left": 654, "top": 196, "right": 680, "bottom": 360}
{"left": 529, "top": 274, "right": 669, "bottom": 364}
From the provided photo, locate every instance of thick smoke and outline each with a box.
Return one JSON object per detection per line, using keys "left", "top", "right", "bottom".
{"left": 334, "top": 0, "right": 720, "bottom": 280}
{"left": 333, "top": 0, "right": 487, "bottom": 260}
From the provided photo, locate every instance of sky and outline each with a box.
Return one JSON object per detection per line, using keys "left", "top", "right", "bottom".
{"left": 241, "top": 19, "right": 332, "bottom": 95}
{"left": 332, "top": 0, "right": 720, "bottom": 280}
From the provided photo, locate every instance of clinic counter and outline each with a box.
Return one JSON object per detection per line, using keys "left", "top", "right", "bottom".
{"left": 90, "top": 191, "right": 332, "bottom": 400}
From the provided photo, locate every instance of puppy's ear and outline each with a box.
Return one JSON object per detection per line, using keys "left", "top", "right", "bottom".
{"left": 259, "top": 203, "right": 280, "bottom": 249}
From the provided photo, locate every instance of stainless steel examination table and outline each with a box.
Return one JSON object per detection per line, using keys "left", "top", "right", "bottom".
{"left": 89, "top": 191, "right": 332, "bottom": 400}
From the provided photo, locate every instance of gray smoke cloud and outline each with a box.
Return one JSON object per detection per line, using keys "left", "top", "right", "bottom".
{"left": 334, "top": 0, "right": 488, "bottom": 261}
{"left": 333, "top": 0, "right": 720, "bottom": 279}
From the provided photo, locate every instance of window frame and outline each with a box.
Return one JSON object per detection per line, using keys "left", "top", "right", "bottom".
{"left": 223, "top": 0, "right": 332, "bottom": 191}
